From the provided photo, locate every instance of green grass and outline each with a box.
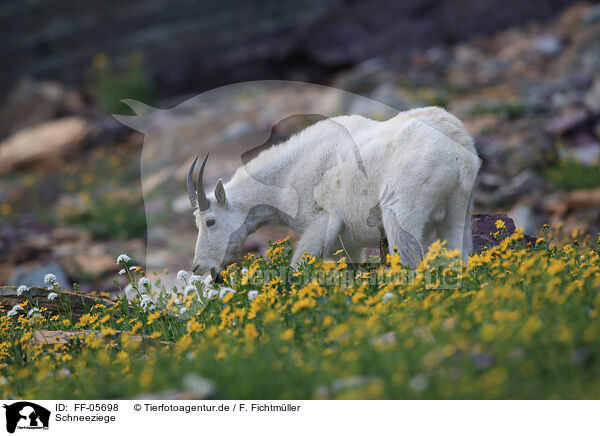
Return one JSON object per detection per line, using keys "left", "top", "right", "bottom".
{"left": 64, "top": 196, "right": 146, "bottom": 239}
{"left": 88, "top": 53, "right": 156, "bottom": 115}
{"left": 542, "top": 159, "right": 600, "bottom": 191}
{"left": 470, "top": 102, "right": 525, "bottom": 119}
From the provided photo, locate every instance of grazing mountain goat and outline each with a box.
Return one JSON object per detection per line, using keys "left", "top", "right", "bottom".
{"left": 187, "top": 107, "right": 480, "bottom": 278}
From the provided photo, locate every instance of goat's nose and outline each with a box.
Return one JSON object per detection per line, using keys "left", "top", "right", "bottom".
{"left": 192, "top": 265, "right": 199, "bottom": 273}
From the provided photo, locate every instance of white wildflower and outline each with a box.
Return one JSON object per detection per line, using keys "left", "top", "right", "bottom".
{"left": 382, "top": 292, "right": 394, "bottom": 303}
{"left": 28, "top": 307, "right": 40, "bottom": 317}
{"left": 190, "top": 274, "right": 203, "bottom": 285}
{"left": 12, "top": 304, "right": 23, "bottom": 312}
{"left": 241, "top": 267, "right": 249, "bottom": 276}
{"left": 202, "top": 275, "right": 213, "bottom": 286}
{"left": 409, "top": 374, "right": 428, "bottom": 392}
{"left": 177, "top": 270, "right": 188, "bottom": 282}
{"left": 173, "top": 298, "right": 181, "bottom": 305}
{"left": 16, "top": 285, "right": 28, "bottom": 296}
{"left": 184, "top": 285, "right": 197, "bottom": 296}
{"left": 207, "top": 289, "right": 218, "bottom": 299}
{"left": 140, "top": 294, "right": 155, "bottom": 311}
{"left": 7, "top": 309, "right": 19, "bottom": 317}
{"left": 47, "top": 292, "right": 58, "bottom": 301}
{"left": 140, "top": 294, "right": 151, "bottom": 303}
{"left": 44, "top": 273, "right": 56, "bottom": 285}
{"left": 118, "top": 269, "right": 126, "bottom": 275}
{"left": 248, "top": 290, "right": 259, "bottom": 301}
{"left": 219, "top": 287, "right": 236, "bottom": 300}
{"left": 139, "top": 277, "right": 149, "bottom": 288}
{"left": 129, "top": 265, "right": 138, "bottom": 270}
{"left": 116, "top": 254, "right": 131, "bottom": 264}
{"left": 180, "top": 307, "right": 188, "bottom": 315}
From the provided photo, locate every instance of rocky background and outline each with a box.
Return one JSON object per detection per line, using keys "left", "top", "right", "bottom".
{"left": 1, "top": 1, "right": 599, "bottom": 293}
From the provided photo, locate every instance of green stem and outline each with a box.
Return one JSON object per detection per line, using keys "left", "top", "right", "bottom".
{"left": 337, "top": 235, "right": 354, "bottom": 264}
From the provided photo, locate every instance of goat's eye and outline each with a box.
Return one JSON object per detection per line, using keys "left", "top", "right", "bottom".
{"left": 206, "top": 218, "right": 216, "bottom": 228}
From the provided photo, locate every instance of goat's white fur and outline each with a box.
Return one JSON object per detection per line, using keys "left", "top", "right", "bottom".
{"left": 191, "top": 106, "right": 480, "bottom": 274}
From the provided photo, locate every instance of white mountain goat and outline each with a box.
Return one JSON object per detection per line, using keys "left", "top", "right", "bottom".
{"left": 187, "top": 107, "right": 480, "bottom": 278}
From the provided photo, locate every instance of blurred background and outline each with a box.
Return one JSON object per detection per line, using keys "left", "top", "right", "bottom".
{"left": 1, "top": 0, "right": 599, "bottom": 293}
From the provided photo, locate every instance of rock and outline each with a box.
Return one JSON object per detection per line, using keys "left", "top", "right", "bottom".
{"left": 582, "top": 4, "right": 600, "bottom": 24}
{"left": 143, "top": 167, "right": 172, "bottom": 195}
{"left": 8, "top": 262, "right": 69, "bottom": 288}
{"left": 569, "top": 73, "right": 593, "bottom": 90}
{"left": 50, "top": 226, "right": 89, "bottom": 244}
{"left": 144, "top": 197, "right": 167, "bottom": 218}
{"left": 0, "top": 227, "right": 17, "bottom": 259}
{"left": 505, "top": 134, "right": 553, "bottom": 177}
{"left": 584, "top": 78, "right": 600, "bottom": 112}
{"left": 509, "top": 202, "right": 539, "bottom": 236}
{"left": 573, "top": 131, "right": 598, "bottom": 148}
{"left": 0, "top": 117, "right": 94, "bottom": 174}
{"left": 522, "top": 84, "right": 554, "bottom": 113}
{"left": 489, "top": 170, "right": 546, "bottom": 205}
{"left": 558, "top": 141, "right": 600, "bottom": 165}
{"left": 545, "top": 187, "right": 600, "bottom": 214}
{"left": 368, "top": 82, "right": 419, "bottom": 111}
{"left": 221, "top": 120, "right": 253, "bottom": 142}
{"left": 544, "top": 109, "right": 591, "bottom": 135}
{"left": 477, "top": 172, "right": 506, "bottom": 189}
{"left": 471, "top": 213, "right": 535, "bottom": 253}
{"left": 332, "top": 58, "right": 390, "bottom": 94}
{"left": 171, "top": 194, "right": 191, "bottom": 215}
{"left": 472, "top": 213, "right": 516, "bottom": 235}
{"left": 529, "top": 34, "right": 563, "bottom": 56}
{"left": 566, "top": 208, "right": 600, "bottom": 235}
{"left": 0, "top": 78, "right": 83, "bottom": 139}
{"left": 64, "top": 251, "right": 116, "bottom": 282}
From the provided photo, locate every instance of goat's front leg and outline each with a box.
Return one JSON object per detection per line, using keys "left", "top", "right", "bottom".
{"left": 291, "top": 212, "right": 342, "bottom": 267}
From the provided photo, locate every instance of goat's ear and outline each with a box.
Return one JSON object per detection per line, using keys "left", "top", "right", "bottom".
{"left": 215, "top": 179, "right": 227, "bottom": 205}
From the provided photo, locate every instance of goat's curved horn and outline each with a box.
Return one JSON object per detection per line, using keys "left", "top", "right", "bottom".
{"left": 187, "top": 156, "right": 199, "bottom": 211}
{"left": 197, "top": 153, "right": 210, "bottom": 211}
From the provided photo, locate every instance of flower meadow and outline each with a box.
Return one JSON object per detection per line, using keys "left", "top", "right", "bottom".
{"left": 1, "top": 225, "right": 600, "bottom": 400}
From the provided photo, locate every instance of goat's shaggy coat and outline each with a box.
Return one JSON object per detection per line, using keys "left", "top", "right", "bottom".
{"left": 190, "top": 106, "right": 480, "bottom": 274}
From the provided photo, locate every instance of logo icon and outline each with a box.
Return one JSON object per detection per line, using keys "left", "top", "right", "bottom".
{"left": 3, "top": 402, "right": 50, "bottom": 434}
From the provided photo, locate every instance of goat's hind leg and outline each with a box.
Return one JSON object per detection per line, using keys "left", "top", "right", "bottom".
{"left": 435, "top": 189, "right": 472, "bottom": 264}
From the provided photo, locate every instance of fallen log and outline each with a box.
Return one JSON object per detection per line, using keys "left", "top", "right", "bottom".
{"left": 31, "top": 329, "right": 174, "bottom": 347}
{"left": 0, "top": 286, "right": 116, "bottom": 320}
